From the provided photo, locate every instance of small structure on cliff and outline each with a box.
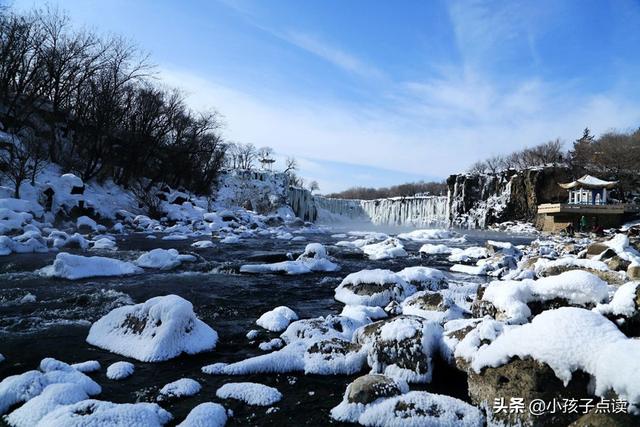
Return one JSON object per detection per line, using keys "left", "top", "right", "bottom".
{"left": 537, "top": 175, "right": 639, "bottom": 232}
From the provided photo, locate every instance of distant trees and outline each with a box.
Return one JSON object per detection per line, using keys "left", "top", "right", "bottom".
{"left": 0, "top": 6, "right": 226, "bottom": 195}
{"left": 467, "top": 140, "right": 565, "bottom": 174}
{"left": 568, "top": 127, "right": 640, "bottom": 199}
{"left": 327, "top": 180, "right": 447, "bottom": 200}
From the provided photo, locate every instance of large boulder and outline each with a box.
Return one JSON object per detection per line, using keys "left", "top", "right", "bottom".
{"left": 355, "top": 316, "right": 443, "bottom": 383}
{"left": 335, "top": 269, "right": 415, "bottom": 307}
{"left": 468, "top": 357, "right": 591, "bottom": 426}
{"left": 86, "top": 295, "right": 218, "bottom": 362}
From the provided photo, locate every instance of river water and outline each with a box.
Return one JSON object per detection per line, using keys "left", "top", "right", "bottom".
{"left": 0, "top": 228, "right": 535, "bottom": 426}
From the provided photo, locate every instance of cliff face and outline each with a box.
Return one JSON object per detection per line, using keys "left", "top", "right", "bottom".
{"left": 447, "top": 166, "right": 573, "bottom": 228}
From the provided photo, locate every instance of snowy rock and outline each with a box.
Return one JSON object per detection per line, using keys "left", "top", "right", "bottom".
{"left": 448, "top": 246, "right": 489, "bottom": 263}
{"left": 86, "top": 295, "right": 218, "bottom": 362}
{"left": 361, "top": 238, "right": 407, "bottom": 260}
{"left": 0, "top": 358, "right": 100, "bottom": 415}
{"left": 76, "top": 216, "right": 105, "bottom": 232}
{"left": 471, "top": 308, "right": 640, "bottom": 415}
{"left": 158, "top": 378, "right": 201, "bottom": 401}
{"left": 478, "top": 270, "right": 609, "bottom": 324}
{"left": 335, "top": 269, "right": 416, "bottom": 307}
{"left": 135, "top": 248, "right": 196, "bottom": 270}
{"left": 191, "top": 240, "right": 215, "bottom": 249}
{"left": 38, "top": 252, "right": 142, "bottom": 280}
{"left": 106, "top": 362, "right": 135, "bottom": 380}
{"left": 216, "top": 382, "right": 282, "bottom": 406}
{"left": 177, "top": 402, "right": 228, "bottom": 427}
{"left": 258, "top": 338, "right": 284, "bottom": 351}
{"left": 396, "top": 266, "right": 448, "bottom": 291}
{"left": 330, "top": 374, "right": 408, "bottom": 423}
{"left": 91, "top": 237, "right": 117, "bottom": 251}
{"left": 595, "top": 282, "right": 640, "bottom": 336}
{"left": 358, "top": 391, "right": 484, "bottom": 427}
{"left": 355, "top": 316, "right": 443, "bottom": 383}
{"left": 5, "top": 383, "right": 89, "bottom": 427}
{"left": 401, "top": 291, "right": 467, "bottom": 324}
{"left": 418, "top": 243, "right": 453, "bottom": 255}
{"left": 303, "top": 338, "right": 366, "bottom": 375}
{"left": 240, "top": 243, "right": 338, "bottom": 275}
{"left": 397, "top": 229, "right": 460, "bottom": 242}
{"left": 36, "top": 400, "right": 172, "bottom": 426}
{"left": 70, "top": 360, "right": 100, "bottom": 373}
{"left": 256, "top": 306, "right": 298, "bottom": 332}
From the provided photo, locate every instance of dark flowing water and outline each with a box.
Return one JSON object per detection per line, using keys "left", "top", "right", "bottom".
{"left": 0, "top": 229, "right": 534, "bottom": 426}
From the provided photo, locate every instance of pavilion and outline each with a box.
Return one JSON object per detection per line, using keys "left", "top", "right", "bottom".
{"left": 536, "top": 175, "right": 639, "bottom": 232}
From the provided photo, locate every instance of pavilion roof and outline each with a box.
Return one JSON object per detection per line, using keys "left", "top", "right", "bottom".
{"left": 559, "top": 175, "right": 618, "bottom": 190}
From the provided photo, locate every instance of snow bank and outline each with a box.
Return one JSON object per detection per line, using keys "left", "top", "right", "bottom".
{"left": 39, "top": 252, "right": 141, "bottom": 280}
{"left": 70, "top": 361, "right": 100, "bottom": 373}
{"left": 216, "top": 382, "right": 282, "bottom": 406}
{"left": 177, "top": 402, "right": 227, "bottom": 427}
{"left": 256, "top": 306, "right": 298, "bottom": 332}
{"left": 106, "top": 362, "right": 135, "bottom": 380}
{"left": 135, "top": 248, "right": 196, "bottom": 270}
{"left": 86, "top": 295, "right": 218, "bottom": 362}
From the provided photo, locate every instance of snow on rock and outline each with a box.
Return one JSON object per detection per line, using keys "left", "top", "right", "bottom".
{"left": 397, "top": 229, "right": 461, "bottom": 242}
{"left": 450, "top": 263, "right": 492, "bottom": 276}
{"left": 70, "top": 361, "right": 100, "bottom": 373}
{"left": 395, "top": 266, "right": 447, "bottom": 291}
{"left": 355, "top": 316, "right": 444, "bottom": 383}
{"left": 191, "top": 240, "right": 215, "bottom": 249}
{"left": 86, "top": 295, "right": 218, "bottom": 362}
{"left": 177, "top": 402, "right": 228, "bottom": 427}
{"left": 106, "top": 362, "right": 135, "bottom": 380}
{"left": 453, "top": 317, "right": 510, "bottom": 366}
{"left": 135, "top": 248, "right": 196, "bottom": 270}
{"left": 401, "top": 291, "right": 467, "bottom": 324}
{"left": 256, "top": 306, "right": 299, "bottom": 332}
{"left": 358, "top": 391, "right": 484, "bottom": 427}
{"left": 472, "top": 307, "right": 640, "bottom": 410}
{"left": 216, "top": 382, "right": 282, "bottom": 406}
{"left": 5, "top": 383, "right": 89, "bottom": 427}
{"left": 448, "top": 246, "right": 489, "bottom": 263}
{"left": 50, "top": 232, "right": 89, "bottom": 250}
{"left": 158, "top": 378, "right": 201, "bottom": 401}
{"left": 220, "top": 235, "right": 240, "bottom": 244}
{"left": 303, "top": 338, "right": 366, "bottom": 375}
{"left": 595, "top": 281, "right": 640, "bottom": 317}
{"left": 361, "top": 238, "right": 407, "bottom": 261}
{"left": 38, "top": 252, "right": 142, "bottom": 280}
{"left": 418, "top": 243, "right": 453, "bottom": 255}
{"left": 340, "top": 305, "right": 387, "bottom": 324}
{"left": 76, "top": 216, "right": 105, "bottom": 232}
{"left": 36, "top": 400, "right": 172, "bottom": 426}
{"left": 240, "top": 243, "right": 338, "bottom": 275}
{"left": 330, "top": 374, "right": 409, "bottom": 423}
{"left": 481, "top": 270, "right": 609, "bottom": 324}
{"left": 0, "top": 358, "right": 101, "bottom": 415}
{"left": 204, "top": 315, "right": 364, "bottom": 377}
{"left": 335, "top": 269, "right": 416, "bottom": 307}
{"left": 91, "top": 237, "right": 117, "bottom": 251}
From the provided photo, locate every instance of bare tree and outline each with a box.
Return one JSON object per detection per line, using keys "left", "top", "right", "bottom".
{"left": 284, "top": 156, "right": 297, "bottom": 174}
{"left": 0, "top": 131, "right": 47, "bottom": 198}
{"left": 309, "top": 180, "right": 319, "bottom": 193}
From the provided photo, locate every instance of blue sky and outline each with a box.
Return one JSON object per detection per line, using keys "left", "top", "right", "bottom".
{"left": 9, "top": 0, "right": 640, "bottom": 193}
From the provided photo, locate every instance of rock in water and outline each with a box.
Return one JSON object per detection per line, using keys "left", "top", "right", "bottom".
{"left": 86, "top": 295, "right": 218, "bottom": 362}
